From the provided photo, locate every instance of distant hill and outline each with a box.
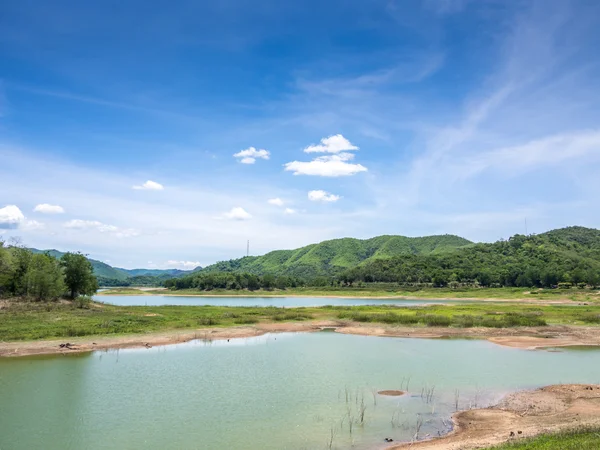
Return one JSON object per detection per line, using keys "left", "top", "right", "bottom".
{"left": 28, "top": 249, "right": 201, "bottom": 282}
{"left": 344, "top": 226, "right": 600, "bottom": 287}
{"left": 200, "top": 234, "right": 472, "bottom": 278}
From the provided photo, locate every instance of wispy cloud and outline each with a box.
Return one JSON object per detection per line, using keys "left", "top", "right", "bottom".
{"left": 233, "top": 147, "right": 270, "bottom": 164}
{"left": 133, "top": 180, "right": 164, "bottom": 191}
{"left": 308, "top": 190, "right": 341, "bottom": 202}
{"left": 34, "top": 203, "right": 65, "bottom": 214}
{"left": 223, "top": 207, "right": 252, "bottom": 220}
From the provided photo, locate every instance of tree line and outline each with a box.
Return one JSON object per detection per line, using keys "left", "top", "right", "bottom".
{"left": 0, "top": 242, "right": 98, "bottom": 301}
{"left": 166, "top": 230, "right": 600, "bottom": 291}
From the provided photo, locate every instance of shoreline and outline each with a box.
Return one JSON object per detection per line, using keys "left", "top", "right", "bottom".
{"left": 389, "top": 384, "right": 600, "bottom": 449}
{"left": 96, "top": 291, "right": 590, "bottom": 305}
{"left": 2, "top": 322, "right": 600, "bottom": 358}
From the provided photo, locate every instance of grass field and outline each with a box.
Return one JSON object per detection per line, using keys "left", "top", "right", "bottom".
{"left": 1, "top": 299, "right": 599, "bottom": 341}
{"left": 488, "top": 428, "right": 600, "bottom": 449}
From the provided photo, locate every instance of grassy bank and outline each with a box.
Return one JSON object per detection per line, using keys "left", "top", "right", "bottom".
{"left": 1, "top": 300, "right": 600, "bottom": 341}
{"left": 98, "top": 286, "right": 600, "bottom": 301}
{"left": 488, "top": 427, "right": 600, "bottom": 449}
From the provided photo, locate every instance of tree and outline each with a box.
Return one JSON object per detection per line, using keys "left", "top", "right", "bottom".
{"left": 24, "top": 253, "right": 65, "bottom": 301}
{"left": 61, "top": 252, "right": 98, "bottom": 299}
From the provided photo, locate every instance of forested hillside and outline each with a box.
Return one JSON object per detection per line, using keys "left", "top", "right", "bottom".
{"left": 168, "top": 227, "right": 600, "bottom": 290}
{"left": 29, "top": 248, "right": 200, "bottom": 286}
{"left": 342, "top": 227, "right": 600, "bottom": 287}
{"left": 200, "top": 234, "right": 472, "bottom": 278}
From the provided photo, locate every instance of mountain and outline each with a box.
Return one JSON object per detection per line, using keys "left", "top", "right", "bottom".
{"left": 28, "top": 249, "right": 201, "bottom": 282}
{"left": 200, "top": 234, "right": 472, "bottom": 278}
{"left": 344, "top": 226, "right": 600, "bottom": 287}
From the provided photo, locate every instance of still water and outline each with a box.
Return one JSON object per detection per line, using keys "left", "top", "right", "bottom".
{"left": 1, "top": 333, "right": 599, "bottom": 450}
{"left": 96, "top": 294, "right": 458, "bottom": 307}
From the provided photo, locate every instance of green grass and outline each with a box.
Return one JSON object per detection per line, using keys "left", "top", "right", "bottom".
{"left": 488, "top": 428, "right": 600, "bottom": 449}
{"left": 2, "top": 299, "right": 600, "bottom": 342}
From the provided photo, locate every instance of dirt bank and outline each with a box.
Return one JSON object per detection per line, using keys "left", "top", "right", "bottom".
{"left": 336, "top": 323, "right": 600, "bottom": 349}
{"left": 389, "top": 384, "right": 600, "bottom": 449}
{"left": 1, "top": 322, "right": 600, "bottom": 357}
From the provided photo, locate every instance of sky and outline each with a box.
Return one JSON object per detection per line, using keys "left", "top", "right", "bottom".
{"left": 1, "top": 0, "right": 600, "bottom": 270}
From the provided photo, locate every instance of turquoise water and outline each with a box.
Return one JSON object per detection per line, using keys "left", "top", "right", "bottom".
{"left": 96, "top": 294, "right": 458, "bottom": 307}
{"left": 1, "top": 333, "right": 599, "bottom": 450}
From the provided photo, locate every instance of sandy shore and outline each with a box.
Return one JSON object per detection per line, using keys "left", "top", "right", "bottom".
{"left": 389, "top": 384, "right": 600, "bottom": 449}
{"left": 2, "top": 322, "right": 600, "bottom": 357}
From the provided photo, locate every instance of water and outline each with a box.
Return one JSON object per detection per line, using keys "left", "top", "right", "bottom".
{"left": 1, "top": 333, "right": 599, "bottom": 450}
{"left": 96, "top": 294, "right": 459, "bottom": 307}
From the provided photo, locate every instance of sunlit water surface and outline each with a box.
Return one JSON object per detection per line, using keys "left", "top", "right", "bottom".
{"left": 96, "top": 294, "right": 460, "bottom": 307}
{"left": 1, "top": 333, "right": 599, "bottom": 450}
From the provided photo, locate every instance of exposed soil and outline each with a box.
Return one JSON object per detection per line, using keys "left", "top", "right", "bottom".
{"left": 378, "top": 390, "right": 406, "bottom": 396}
{"left": 1, "top": 322, "right": 600, "bottom": 357}
{"left": 389, "top": 384, "right": 600, "bottom": 449}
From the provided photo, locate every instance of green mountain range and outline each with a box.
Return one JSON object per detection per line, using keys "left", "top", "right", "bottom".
{"left": 200, "top": 234, "right": 472, "bottom": 278}
{"left": 29, "top": 249, "right": 200, "bottom": 281}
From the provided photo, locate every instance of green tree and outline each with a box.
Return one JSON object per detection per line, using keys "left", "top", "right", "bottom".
{"left": 61, "top": 252, "right": 98, "bottom": 299}
{"left": 24, "top": 253, "right": 65, "bottom": 301}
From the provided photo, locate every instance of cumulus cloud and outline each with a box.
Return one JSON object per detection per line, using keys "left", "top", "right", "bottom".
{"left": 267, "top": 197, "right": 284, "bottom": 206}
{"left": 284, "top": 208, "right": 297, "bottom": 214}
{"left": 133, "top": 180, "right": 164, "bottom": 190}
{"left": 308, "top": 190, "right": 341, "bottom": 202}
{"left": 285, "top": 159, "right": 367, "bottom": 177}
{"left": 224, "top": 207, "right": 252, "bottom": 220}
{"left": 233, "top": 147, "right": 270, "bottom": 164}
{"left": 285, "top": 135, "right": 367, "bottom": 176}
{"left": 166, "top": 260, "right": 202, "bottom": 269}
{"left": 64, "top": 219, "right": 139, "bottom": 238}
{"left": 34, "top": 203, "right": 65, "bottom": 214}
{"left": 304, "top": 134, "right": 359, "bottom": 153}
{"left": 0, "top": 205, "right": 25, "bottom": 229}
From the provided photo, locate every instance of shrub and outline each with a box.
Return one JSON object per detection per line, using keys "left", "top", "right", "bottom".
{"left": 198, "top": 317, "right": 220, "bottom": 326}
{"left": 233, "top": 317, "right": 259, "bottom": 324}
{"left": 419, "top": 314, "right": 451, "bottom": 327}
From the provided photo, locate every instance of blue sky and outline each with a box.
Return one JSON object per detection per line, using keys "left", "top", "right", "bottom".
{"left": 1, "top": 0, "right": 600, "bottom": 269}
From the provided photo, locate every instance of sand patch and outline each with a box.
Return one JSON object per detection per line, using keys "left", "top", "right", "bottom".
{"left": 389, "top": 384, "right": 600, "bottom": 449}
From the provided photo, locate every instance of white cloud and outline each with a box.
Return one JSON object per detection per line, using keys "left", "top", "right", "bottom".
{"left": 233, "top": 147, "right": 270, "bottom": 164}
{"left": 64, "top": 219, "right": 139, "bottom": 238}
{"left": 286, "top": 135, "right": 367, "bottom": 176}
{"left": 284, "top": 208, "right": 297, "bottom": 215}
{"left": 224, "top": 207, "right": 252, "bottom": 220}
{"left": 166, "top": 260, "right": 202, "bottom": 269}
{"left": 304, "top": 134, "right": 359, "bottom": 153}
{"left": 133, "top": 180, "right": 164, "bottom": 190}
{"left": 308, "top": 190, "right": 341, "bottom": 202}
{"left": 268, "top": 197, "right": 284, "bottom": 206}
{"left": 0, "top": 205, "right": 25, "bottom": 229}
{"left": 22, "top": 220, "right": 45, "bottom": 231}
{"left": 284, "top": 159, "right": 367, "bottom": 177}
{"left": 34, "top": 203, "right": 65, "bottom": 214}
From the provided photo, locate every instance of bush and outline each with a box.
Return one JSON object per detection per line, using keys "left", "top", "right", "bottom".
{"left": 198, "top": 317, "right": 220, "bottom": 326}
{"left": 419, "top": 314, "right": 451, "bottom": 327}
{"left": 233, "top": 317, "right": 259, "bottom": 324}
{"left": 73, "top": 296, "right": 92, "bottom": 309}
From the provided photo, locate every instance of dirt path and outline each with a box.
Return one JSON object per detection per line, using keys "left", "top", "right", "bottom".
{"left": 2, "top": 322, "right": 600, "bottom": 357}
{"left": 389, "top": 384, "right": 600, "bottom": 449}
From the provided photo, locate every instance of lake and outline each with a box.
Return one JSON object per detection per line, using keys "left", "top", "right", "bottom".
{"left": 1, "top": 333, "right": 599, "bottom": 450}
{"left": 95, "top": 294, "right": 460, "bottom": 307}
